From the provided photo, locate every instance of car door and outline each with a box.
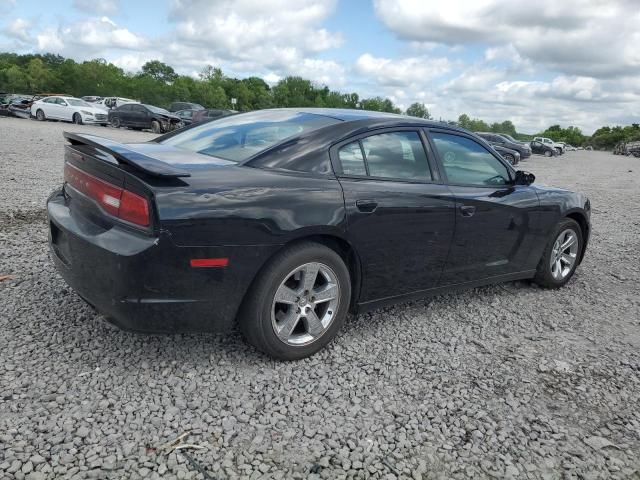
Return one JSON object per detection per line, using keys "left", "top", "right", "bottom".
{"left": 56, "top": 98, "right": 72, "bottom": 121}
{"left": 530, "top": 141, "right": 542, "bottom": 154}
{"left": 116, "top": 104, "right": 133, "bottom": 126}
{"left": 426, "top": 129, "right": 541, "bottom": 284}
{"left": 42, "top": 97, "right": 60, "bottom": 118}
{"left": 132, "top": 105, "right": 151, "bottom": 128}
{"left": 331, "top": 128, "right": 456, "bottom": 303}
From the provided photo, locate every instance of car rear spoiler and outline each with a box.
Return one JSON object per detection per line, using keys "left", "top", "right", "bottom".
{"left": 63, "top": 132, "right": 191, "bottom": 178}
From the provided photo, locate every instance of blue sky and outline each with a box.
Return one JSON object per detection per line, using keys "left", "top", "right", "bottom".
{"left": 2, "top": 0, "right": 639, "bottom": 133}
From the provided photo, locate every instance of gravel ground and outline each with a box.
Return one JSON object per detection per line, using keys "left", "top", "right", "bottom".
{"left": 1, "top": 116, "right": 639, "bottom": 479}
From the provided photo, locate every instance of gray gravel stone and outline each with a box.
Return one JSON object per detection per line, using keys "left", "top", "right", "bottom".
{"left": 1, "top": 118, "right": 639, "bottom": 479}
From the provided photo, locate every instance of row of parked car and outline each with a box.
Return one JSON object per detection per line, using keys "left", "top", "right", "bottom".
{"left": 1, "top": 93, "right": 586, "bottom": 161}
{"left": 473, "top": 132, "right": 580, "bottom": 166}
{"left": 0, "top": 93, "right": 236, "bottom": 133}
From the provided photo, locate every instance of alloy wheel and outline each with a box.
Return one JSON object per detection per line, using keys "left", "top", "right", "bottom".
{"left": 271, "top": 262, "right": 340, "bottom": 346}
{"left": 550, "top": 229, "right": 579, "bottom": 280}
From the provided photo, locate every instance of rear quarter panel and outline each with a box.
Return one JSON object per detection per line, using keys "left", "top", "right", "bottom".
{"left": 154, "top": 165, "right": 347, "bottom": 247}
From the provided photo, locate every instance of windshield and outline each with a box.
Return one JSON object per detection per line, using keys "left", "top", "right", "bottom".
{"left": 145, "top": 105, "right": 170, "bottom": 114}
{"left": 160, "top": 110, "right": 339, "bottom": 162}
{"left": 501, "top": 134, "right": 517, "bottom": 142}
{"left": 67, "top": 99, "right": 91, "bottom": 107}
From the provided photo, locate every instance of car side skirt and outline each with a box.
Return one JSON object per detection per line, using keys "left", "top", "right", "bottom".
{"left": 355, "top": 270, "right": 536, "bottom": 313}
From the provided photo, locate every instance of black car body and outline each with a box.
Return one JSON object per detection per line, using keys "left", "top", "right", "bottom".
{"left": 493, "top": 145, "right": 520, "bottom": 165}
{"left": 108, "top": 104, "right": 181, "bottom": 133}
{"left": 169, "top": 102, "right": 204, "bottom": 112}
{"left": 530, "top": 140, "right": 558, "bottom": 157}
{"left": 48, "top": 109, "right": 590, "bottom": 359}
{"left": 476, "top": 132, "right": 531, "bottom": 159}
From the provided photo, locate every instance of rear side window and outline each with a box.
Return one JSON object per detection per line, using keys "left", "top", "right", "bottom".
{"left": 338, "top": 142, "right": 367, "bottom": 176}
{"left": 337, "top": 131, "right": 432, "bottom": 181}
{"left": 430, "top": 132, "right": 511, "bottom": 187}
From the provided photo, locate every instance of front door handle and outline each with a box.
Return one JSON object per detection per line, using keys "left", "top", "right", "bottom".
{"left": 460, "top": 205, "right": 476, "bottom": 217}
{"left": 356, "top": 199, "right": 378, "bottom": 213}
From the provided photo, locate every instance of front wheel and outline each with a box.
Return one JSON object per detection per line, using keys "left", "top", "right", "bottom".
{"left": 36, "top": 109, "right": 46, "bottom": 121}
{"left": 151, "top": 120, "right": 162, "bottom": 134}
{"left": 111, "top": 116, "right": 121, "bottom": 128}
{"left": 544, "top": 150, "right": 552, "bottom": 157}
{"left": 534, "top": 219, "right": 583, "bottom": 288}
{"left": 239, "top": 242, "right": 351, "bottom": 360}
{"left": 72, "top": 113, "right": 83, "bottom": 125}
{"left": 503, "top": 153, "right": 515, "bottom": 165}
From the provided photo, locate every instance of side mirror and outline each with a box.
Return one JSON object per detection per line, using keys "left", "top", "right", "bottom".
{"left": 515, "top": 170, "right": 535, "bottom": 186}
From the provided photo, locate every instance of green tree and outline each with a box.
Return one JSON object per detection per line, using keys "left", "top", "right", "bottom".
{"left": 141, "top": 60, "right": 177, "bottom": 83}
{"left": 406, "top": 102, "right": 431, "bottom": 119}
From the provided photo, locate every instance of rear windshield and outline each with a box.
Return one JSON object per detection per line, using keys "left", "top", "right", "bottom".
{"left": 160, "top": 110, "right": 339, "bottom": 162}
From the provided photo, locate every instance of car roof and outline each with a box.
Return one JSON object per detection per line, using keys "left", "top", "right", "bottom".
{"left": 267, "top": 107, "right": 444, "bottom": 124}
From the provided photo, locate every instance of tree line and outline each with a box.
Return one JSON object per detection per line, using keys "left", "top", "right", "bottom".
{"left": 1, "top": 53, "right": 637, "bottom": 149}
{"left": 0, "top": 53, "right": 416, "bottom": 115}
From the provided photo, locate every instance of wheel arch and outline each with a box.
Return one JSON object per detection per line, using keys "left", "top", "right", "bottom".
{"left": 236, "top": 233, "right": 363, "bottom": 321}
{"left": 564, "top": 210, "right": 589, "bottom": 264}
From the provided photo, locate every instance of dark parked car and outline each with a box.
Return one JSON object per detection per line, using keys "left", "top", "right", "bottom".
{"left": 530, "top": 140, "right": 557, "bottom": 157}
{"left": 175, "top": 108, "right": 236, "bottom": 127}
{"left": 108, "top": 104, "right": 181, "bottom": 133}
{"left": 195, "top": 108, "right": 236, "bottom": 122}
{"left": 169, "top": 101, "right": 204, "bottom": 112}
{"left": 47, "top": 109, "right": 591, "bottom": 360}
{"left": 493, "top": 145, "right": 520, "bottom": 165}
{"left": 476, "top": 132, "right": 531, "bottom": 159}
{"left": 174, "top": 109, "right": 197, "bottom": 126}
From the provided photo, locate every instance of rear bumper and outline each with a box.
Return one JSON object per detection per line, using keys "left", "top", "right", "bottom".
{"left": 47, "top": 189, "right": 277, "bottom": 333}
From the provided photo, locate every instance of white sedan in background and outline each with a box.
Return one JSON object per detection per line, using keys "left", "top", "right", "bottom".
{"left": 30, "top": 96, "right": 109, "bottom": 125}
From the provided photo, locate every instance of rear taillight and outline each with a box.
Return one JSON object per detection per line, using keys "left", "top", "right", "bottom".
{"left": 64, "top": 162, "right": 150, "bottom": 227}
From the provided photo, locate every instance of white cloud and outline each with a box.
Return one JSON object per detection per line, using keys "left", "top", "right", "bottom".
{"left": 167, "top": 0, "right": 342, "bottom": 78}
{"left": 374, "top": 0, "right": 640, "bottom": 79}
{"left": 35, "top": 17, "right": 149, "bottom": 57}
{"left": 73, "top": 0, "right": 119, "bottom": 15}
{"left": 355, "top": 53, "right": 451, "bottom": 87}
{"left": 3, "top": 17, "right": 31, "bottom": 42}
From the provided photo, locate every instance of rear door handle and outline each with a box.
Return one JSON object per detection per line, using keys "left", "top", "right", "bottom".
{"left": 356, "top": 199, "right": 378, "bottom": 213}
{"left": 460, "top": 205, "right": 476, "bottom": 217}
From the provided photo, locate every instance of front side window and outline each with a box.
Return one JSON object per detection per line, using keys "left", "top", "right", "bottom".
{"left": 361, "top": 131, "right": 431, "bottom": 180}
{"left": 430, "top": 132, "right": 511, "bottom": 187}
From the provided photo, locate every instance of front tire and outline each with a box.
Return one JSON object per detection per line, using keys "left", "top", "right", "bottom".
{"left": 111, "top": 116, "right": 121, "bottom": 128}
{"left": 72, "top": 113, "right": 83, "bottom": 125}
{"left": 503, "top": 153, "right": 515, "bottom": 165}
{"left": 533, "top": 219, "right": 583, "bottom": 288}
{"left": 239, "top": 242, "right": 351, "bottom": 360}
{"left": 544, "top": 150, "right": 552, "bottom": 157}
{"left": 36, "top": 109, "right": 46, "bottom": 121}
{"left": 151, "top": 120, "right": 162, "bottom": 134}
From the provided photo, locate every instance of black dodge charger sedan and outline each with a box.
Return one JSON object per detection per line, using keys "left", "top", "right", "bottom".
{"left": 48, "top": 109, "right": 590, "bottom": 359}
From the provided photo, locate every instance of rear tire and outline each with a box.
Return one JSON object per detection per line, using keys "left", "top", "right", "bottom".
{"left": 72, "top": 113, "right": 83, "bottom": 125}
{"left": 151, "top": 120, "right": 162, "bottom": 134}
{"left": 239, "top": 242, "right": 351, "bottom": 360}
{"left": 533, "top": 219, "right": 583, "bottom": 289}
{"left": 36, "top": 109, "right": 46, "bottom": 121}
